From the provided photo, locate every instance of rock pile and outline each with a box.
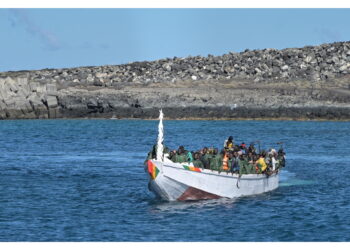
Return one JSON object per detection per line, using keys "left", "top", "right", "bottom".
{"left": 0, "top": 41, "right": 349, "bottom": 119}
{"left": 0, "top": 76, "right": 58, "bottom": 119}
{"left": 2, "top": 41, "right": 349, "bottom": 87}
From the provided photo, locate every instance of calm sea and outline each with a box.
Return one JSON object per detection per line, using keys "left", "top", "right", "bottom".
{"left": 0, "top": 120, "right": 349, "bottom": 241}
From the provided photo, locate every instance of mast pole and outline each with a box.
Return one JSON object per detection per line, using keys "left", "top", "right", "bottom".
{"left": 156, "top": 109, "right": 164, "bottom": 162}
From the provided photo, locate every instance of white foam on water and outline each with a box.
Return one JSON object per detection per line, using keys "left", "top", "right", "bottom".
{"left": 279, "top": 170, "right": 316, "bottom": 187}
{"left": 151, "top": 197, "right": 238, "bottom": 213}
{"left": 286, "top": 154, "right": 350, "bottom": 163}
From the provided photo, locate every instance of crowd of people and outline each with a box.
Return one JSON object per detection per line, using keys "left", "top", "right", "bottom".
{"left": 146, "top": 136, "right": 286, "bottom": 176}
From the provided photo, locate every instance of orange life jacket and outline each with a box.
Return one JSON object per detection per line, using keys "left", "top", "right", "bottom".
{"left": 222, "top": 153, "right": 229, "bottom": 171}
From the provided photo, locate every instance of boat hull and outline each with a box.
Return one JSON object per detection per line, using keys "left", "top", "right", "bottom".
{"left": 147, "top": 159, "right": 280, "bottom": 201}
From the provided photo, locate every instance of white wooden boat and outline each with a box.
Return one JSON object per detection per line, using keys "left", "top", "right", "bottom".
{"left": 146, "top": 110, "right": 280, "bottom": 201}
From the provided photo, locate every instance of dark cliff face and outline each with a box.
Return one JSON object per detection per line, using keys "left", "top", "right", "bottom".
{"left": 0, "top": 41, "right": 349, "bottom": 120}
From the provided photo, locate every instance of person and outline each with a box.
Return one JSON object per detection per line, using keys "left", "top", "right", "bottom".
{"left": 168, "top": 150, "right": 175, "bottom": 161}
{"left": 248, "top": 143, "right": 256, "bottom": 155}
{"left": 170, "top": 150, "right": 178, "bottom": 162}
{"left": 200, "top": 147, "right": 211, "bottom": 169}
{"left": 224, "top": 136, "right": 234, "bottom": 151}
{"left": 278, "top": 148, "right": 286, "bottom": 168}
{"left": 222, "top": 151, "right": 230, "bottom": 171}
{"left": 238, "top": 154, "right": 250, "bottom": 175}
{"left": 144, "top": 143, "right": 169, "bottom": 165}
{"left": 255, "top": 151, "right": 267, "bottom": 173}
{"left": 246, "top": 160, "right": 256, "bottom": 174}
{"left": 209, "top": 148, "right": 222, "bottom": 171}
{"left": 247, "top": 151, "right": 254, "bottom": 162}
{"left": 173, "top": 146, "right": 187, "bottom": 163}
{"left": 230, "top": 151, "right": 240, "bottom": 173}
{"left": 271, "top": 151, "right": 278, "bottom": 171}
{"left": 240, "top": 142, "right": 247, "bottom": 154}
{"left": 192, "top": 152, "right": 204, "bottom": 168}
{"left": 187, "top": 151, "right": 194, "bottom": 162}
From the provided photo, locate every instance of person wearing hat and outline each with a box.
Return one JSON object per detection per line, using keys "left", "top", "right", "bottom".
{"left": 224, "top": 136, "right": 234, "bottom": 151}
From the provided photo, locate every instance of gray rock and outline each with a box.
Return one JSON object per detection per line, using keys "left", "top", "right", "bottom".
{"left": 46, "top": 84, "right": 58, "bottom": 96}
{"left": 29, "top": 81, "right": 40, "bottom": 92}
{"left": 17, "top": 77, "right": 28, "bottom": 86}
{"left": 281, "top": 65, "right": 289, "bottom": 71}
{"left": 46, "top": 96, "right": 58, "bottom": 108}
{"left": 6, "top": 77, "right": 19, "bottom": 92}
{"left": 304, "top": 55, "right": 313, "bottom": 63}
{"left": 0, "top": 41, "right": 350, "bottom": 119}
{"left": 339, "top": 64, "right": 349, "bottom": 72}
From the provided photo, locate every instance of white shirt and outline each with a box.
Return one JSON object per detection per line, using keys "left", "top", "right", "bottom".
{"left": 272, "top": 157, "right": 277, "bottom": 171}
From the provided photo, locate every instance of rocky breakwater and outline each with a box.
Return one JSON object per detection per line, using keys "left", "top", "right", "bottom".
{"left": 0, "top": 41, "right": 350, "bottom": 120}
{"left": 0, "top": 76, "right": 58, "bottom": 119}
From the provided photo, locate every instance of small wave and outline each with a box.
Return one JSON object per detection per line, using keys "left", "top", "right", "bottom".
{"left": 279, "top": 179, "right": 316, "bottom": 187}
{"left": 286, "top": 154, "right": 350, "bottom": 163}
{"left": 150, "top": 197, "right": 238, "bottom": 213}
{"left": 279, "top": 170, "right": 316, "bottom": 186}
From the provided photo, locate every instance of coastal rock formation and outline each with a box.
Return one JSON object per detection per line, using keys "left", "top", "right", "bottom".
{"left": 0, "top": 41, "right": 349, "bottom": 120}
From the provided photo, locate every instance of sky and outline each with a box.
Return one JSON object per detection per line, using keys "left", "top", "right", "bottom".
{"left": 0, "top": 8, "right": 349, "bottom": 72}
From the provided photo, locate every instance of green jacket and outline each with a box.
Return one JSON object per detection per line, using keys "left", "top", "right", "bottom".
{"left": 175, "top": 153, "right": 188, "bottom": 163}
{"left": 239, "top": 159, "right": 248, "bottom": 175}
{"left": 246, "top": 162, "right": 256, "bottom": 174}
{"left": 200, "top": 154, "right": 211, "bottom": 169}
{"left": 209, "top": 154, "right": 222, "bottom": 171}
{"left": 192, "top": 160, "right": 204, "bottom": 169}
{"left": 170, "top": 153, "right": 179, "bottom": 163}
{"left": 238, "top": 159, "right": 256, "bottom": 175}
{"left": 227, "top": 158, "right": 233, "bottom": 171}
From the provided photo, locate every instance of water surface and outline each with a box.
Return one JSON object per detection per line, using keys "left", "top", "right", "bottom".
{"left": 0, "top": 120, "right": 349, "bottom": 241}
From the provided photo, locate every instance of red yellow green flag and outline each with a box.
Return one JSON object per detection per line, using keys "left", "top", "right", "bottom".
{"left": 183, "top": 165, "right": 202, "bottom": 172}
{"left": 147, "top": 160, "right": 159, "bottom": 179}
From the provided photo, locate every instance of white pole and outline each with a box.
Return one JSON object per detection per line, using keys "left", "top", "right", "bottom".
{"left": 156, "top": 109, "right": 164, "bottom": 162}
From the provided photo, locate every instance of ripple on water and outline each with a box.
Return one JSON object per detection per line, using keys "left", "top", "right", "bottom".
{"left": 0, "top": 120, "right": 349, "bottom": 241}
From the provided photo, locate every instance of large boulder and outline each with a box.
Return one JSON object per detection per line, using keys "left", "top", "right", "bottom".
{"left": 46, "top": 96, "right": 58, "bottom": 108}
{"left": 46, "top": 83, "right": 58, "bottom": 96}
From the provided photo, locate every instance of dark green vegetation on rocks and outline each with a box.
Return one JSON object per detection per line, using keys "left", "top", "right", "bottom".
{"left": 1, "top": 41, "right": 350, "bottom": 120}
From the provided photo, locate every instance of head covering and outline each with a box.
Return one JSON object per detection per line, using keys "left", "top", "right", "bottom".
{"left": 228, "top": 136, "right": 233, "bottom": 141}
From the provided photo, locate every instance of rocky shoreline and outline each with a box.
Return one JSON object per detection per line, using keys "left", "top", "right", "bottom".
{"left": 0, "top": 41, "right": 349, "bottom": 120}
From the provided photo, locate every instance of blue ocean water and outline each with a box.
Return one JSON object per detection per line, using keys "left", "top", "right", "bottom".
{"left": 0, "top": 119, "right": 349, "bottom": 242}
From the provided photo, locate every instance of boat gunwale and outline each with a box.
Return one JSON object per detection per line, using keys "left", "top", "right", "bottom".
{"left": 157, "top": 161, "right": 279, "bottom": 180}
